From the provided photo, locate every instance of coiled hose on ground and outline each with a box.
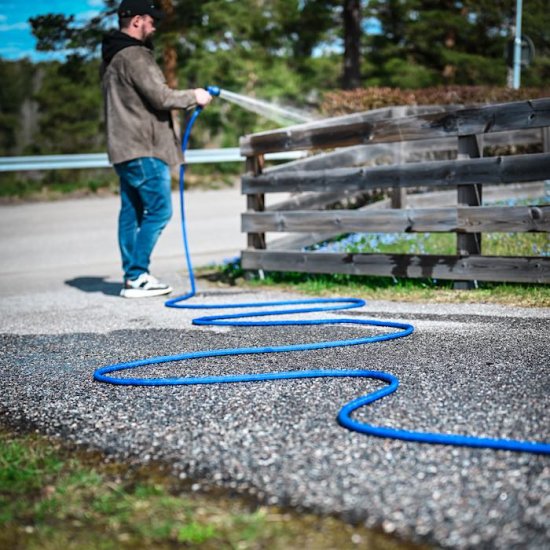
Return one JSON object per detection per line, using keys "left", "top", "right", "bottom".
{"left": 94, "top": 89, "right": 550, "bottom": 455}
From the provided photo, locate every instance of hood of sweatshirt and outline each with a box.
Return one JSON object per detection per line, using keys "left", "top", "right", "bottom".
{"left": 101, "top": 30, "right": 153, "bottom": 67}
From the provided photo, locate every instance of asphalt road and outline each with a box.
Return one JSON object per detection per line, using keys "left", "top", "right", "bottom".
{"left": 1, "top": 192, "right": 549, "bottom": 549}
{"left": 0, "top": 188, "right": 248, "bottom": 297}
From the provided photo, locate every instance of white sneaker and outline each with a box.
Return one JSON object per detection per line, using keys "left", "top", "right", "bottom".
{"left": 120, "top": 273, "right": 173, "bottom": 298}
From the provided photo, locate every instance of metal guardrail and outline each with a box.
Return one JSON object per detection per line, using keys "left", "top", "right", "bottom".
{"left": 0, "top": 148, "right": 307, "bottom": 172}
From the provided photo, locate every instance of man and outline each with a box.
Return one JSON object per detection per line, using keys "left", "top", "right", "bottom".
{"left": 101, "top": 0, "right": 212, "bottom": 298}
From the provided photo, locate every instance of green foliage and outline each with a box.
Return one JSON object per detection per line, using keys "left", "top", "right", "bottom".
{"left": 221, "top": 263, "right": 550, "bottom": 307}
{"left": 365, "top": 0, "right": 550, "bottom": 87}
{"left": 0, "top": 170, "right": 117, "bottom": 200}
{"left": 381, "top": 58, "right": 436, "bottom": 89}
{"left": 31, "top": 60, "right": 104, "bottom": 155}
{"left": 177, "top": 521, "right": 218, "bottom": 544}
{"left": 337, "top": 231, "right": 549, "bottom": 257}
{"left": 2, "top": 0, "right": 549, "bottom": 197}
{"left": 0, "top": 59, "right": 35, "bottom": 155}
{"left": 215, "top": 227, "right": 550, "bottom": 306}
{"left": 29, "top": 14, "right": 77, "bottom": 52}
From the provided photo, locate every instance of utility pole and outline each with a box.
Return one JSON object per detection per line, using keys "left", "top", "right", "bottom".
{"left": 512, "top": 0, "right": 523, "bottom": 89}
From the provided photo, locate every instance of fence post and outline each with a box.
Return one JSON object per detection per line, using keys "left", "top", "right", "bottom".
{"left": 543, "top": 127, "right": 550, "bottom": 152}
{"left": 455, "top": 135, "right": 483, "bottom": 289}
{"left": 544, "top": 127, "right": 550, "bottom": 197}
{"left": 245, "top": 155, "right": 266, "bottom": 251}
{"left": 390, "top": 142, "right": 407, "bottom": 208}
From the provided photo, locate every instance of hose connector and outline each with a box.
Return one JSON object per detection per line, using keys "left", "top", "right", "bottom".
{"left": 206, "top": 85, "right": 221, "bottom": 97}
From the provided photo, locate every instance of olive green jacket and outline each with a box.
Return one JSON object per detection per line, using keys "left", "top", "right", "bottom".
{"left": 101, "top": 45, "right": 197, "bottom": 166}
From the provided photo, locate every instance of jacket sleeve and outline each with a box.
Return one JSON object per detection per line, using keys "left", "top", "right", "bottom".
{"left": 125, "top": 47, "right": 198, "bottom": 111}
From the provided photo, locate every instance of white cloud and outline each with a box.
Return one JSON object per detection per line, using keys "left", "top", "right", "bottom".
{"left": 0, "top": 46, "right": 21, "bottom": 55}
{"left": 0, "top": 45, "right": 71, "bottom": 61}
{"left": 0, "top": 22, "right": 29, "bottom": 31}
{"left": 76, "top": 9, "right": 101, "bottom": 22}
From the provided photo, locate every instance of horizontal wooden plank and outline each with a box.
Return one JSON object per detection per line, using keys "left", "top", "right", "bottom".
{"left": 266, "top": 184, "right": 547, "bottom": 251}
{"left": 265, "top": 104, "right": 451, "bottom": 134}
{"left": 265, "top": 128, "right": 543, "bottom": 174}
{"left": 408, "top": 182, "right": 545, "bottom": 207}
{"left": 266, "top": 189, "right": 375, "bottom": 212}
{"left": 240, "top": 98, "right": 550, "bottom": 156}
{"left": 243, "top": 206, "right": 550, "bottom": 234}
{"left": 241, "top": 250, "right": 550, "bottom": 283}
{"left": 243, "top": 152, "right": 550, "bottom": 194}
{"left": 267, "top": 198, "right": 392, "bottom": 251}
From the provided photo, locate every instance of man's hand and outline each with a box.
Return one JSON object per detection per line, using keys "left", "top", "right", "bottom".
{"left": 194, "top": 88, "right": 212, "bottom": 107}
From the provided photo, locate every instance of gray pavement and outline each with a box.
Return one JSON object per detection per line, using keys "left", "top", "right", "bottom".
{"left": 0, "top": 188, "right": 247, "bottom": 296}
{"left": 1, "top": 192, "right": 549, "bottom": 549}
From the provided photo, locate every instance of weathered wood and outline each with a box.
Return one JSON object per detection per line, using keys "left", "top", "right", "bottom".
{"left": 409, "top": 182, "right": 545, "bottom": 207}
{"left": 266, "top": 183, "right": 546, "bottom": 251}
{"left": 245, "top": 106, "right": 452, "bottom": 156}
{"left": 457, "top": 135, "right": 483, "bottom": 259}
{"left": 267, "top": 198, "right": 391, "bottom": 251}
{"left": 543, "top": 126, "right": 550, "bottom": 153}
{"left": 267, "top": 104, "right": 452, "bottom": 133}
{"left": 241, "top": 250, "right": 550, "bottom": 284}
{"left": 245, "top": 156, "right": 266, "bottom": 250}
{"left": 240, "top": 98, "right": 550, "bottom": 156}
{"left": 242, "top": 152, "right": 550, "bottom": 194}
{"left": 265, "top": 128, "right": 543, "bottom": 174}
{"left": 265, "top": 189, "right": 377, "bottom": 212}
{"left": 391, "top": 142, "right": 407, "bottom": 208}
{"left": 244, "top": 206, "right": 550, "bottom": 234}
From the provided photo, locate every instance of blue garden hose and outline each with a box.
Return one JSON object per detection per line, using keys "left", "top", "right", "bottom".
{"left": 94, "top": 88, "right": 550, "bottom": 455}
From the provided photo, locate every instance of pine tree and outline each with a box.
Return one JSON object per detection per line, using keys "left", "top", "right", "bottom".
{"left": 364, "top": 0, "right": 549, "bottom": 88}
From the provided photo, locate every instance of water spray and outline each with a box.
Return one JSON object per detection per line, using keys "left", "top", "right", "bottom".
{"left": 93, "top": 88, "right": 550, "bottom": 455}
{"left": 203, "top": 86, "right": 314, "bottom": 125}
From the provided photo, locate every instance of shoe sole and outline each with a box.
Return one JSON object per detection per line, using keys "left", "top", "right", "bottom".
{"left": 120, "top": 287, "right": 173, "bottom": 298}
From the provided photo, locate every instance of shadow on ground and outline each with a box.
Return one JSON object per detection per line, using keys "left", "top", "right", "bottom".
{"left": 65, "top": 276, "right": 120, "bottom": 296}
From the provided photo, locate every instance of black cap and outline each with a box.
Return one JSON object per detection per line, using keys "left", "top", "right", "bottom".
{"left": 118, "top": 0, "right": 164, "bottom": 20}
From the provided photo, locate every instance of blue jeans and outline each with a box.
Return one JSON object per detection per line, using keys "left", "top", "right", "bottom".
{"left": 114, "top": 158, "right": 173, "bottom": 281}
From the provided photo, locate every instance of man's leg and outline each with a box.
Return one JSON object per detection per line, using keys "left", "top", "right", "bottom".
{"left": 117, "top": 175, "right": 143, "bottom": 280}
{"left": 114, "top": 158, "right": 173, "bottom": 297}
{"left": 130, "top": 157, "right": 173, "bottom": 278}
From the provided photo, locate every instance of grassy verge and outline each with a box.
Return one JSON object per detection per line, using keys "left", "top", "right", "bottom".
{"left": 0, "top": 164, "right": 240, "bottom": 202}
{"left": 0, "top": 427, "right": 425, "bottom": 550}
{"left": 330, "top": 231, "right": 549, "bottom": 258}
{"left": 203, "top": 261, "right": 550, "bottom": 308}
{"left": 205, "top": 223, "right": 549, "bottom": 307}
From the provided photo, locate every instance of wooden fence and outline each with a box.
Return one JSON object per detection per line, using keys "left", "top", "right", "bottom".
{"left": 239, "top": 99, "right": 550, "bottom": 284}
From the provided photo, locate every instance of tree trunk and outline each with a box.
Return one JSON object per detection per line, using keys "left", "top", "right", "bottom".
{"left": 342, "top": 0, "right": 362, "bottom": 89}
{"left": 158, "top": 0, "right": 180, "bottom": 140}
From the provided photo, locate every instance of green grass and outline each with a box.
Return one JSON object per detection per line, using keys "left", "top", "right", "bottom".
{"left": 338, "top": 231, "right": 549, "bottom": 257}
{"left": 0, "top": 170, "right": 119, "bottom": 201}
{"left": 0, "top": 165, "right": 238, "bottom": 201}
{"left": 0, "top": 428, "right": 424, "bottom": 550}
{"left": 209, "top": 227, "right": 550, "bottom": 307}
{"left": 235, "top": 271, "right": 550, "bottom": 307}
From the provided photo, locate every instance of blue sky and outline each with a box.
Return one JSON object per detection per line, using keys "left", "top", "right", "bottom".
{"left": 0, "top": 0, "right": 107, "bottom": 61}
{"left": 0, "top": 1, "right": 381, "bottom": 62}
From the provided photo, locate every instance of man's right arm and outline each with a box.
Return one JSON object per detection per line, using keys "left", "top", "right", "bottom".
{"left": 125, "top": 48, "right": 210, "bottom": 111}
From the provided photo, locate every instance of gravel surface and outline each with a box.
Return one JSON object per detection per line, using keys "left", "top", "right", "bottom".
{"left": 1, "top": 283, "right": 549, "bottom": 549}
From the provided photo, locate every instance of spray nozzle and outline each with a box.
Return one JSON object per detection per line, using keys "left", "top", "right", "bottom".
{"left": 206, "top": 85, "right": 221, "bottom": 97}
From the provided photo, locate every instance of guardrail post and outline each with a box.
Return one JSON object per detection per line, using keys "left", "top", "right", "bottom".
{"left": 455, "top": 134, "right": 483, "bottom": 289}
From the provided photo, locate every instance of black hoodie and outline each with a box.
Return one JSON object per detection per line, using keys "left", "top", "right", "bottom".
{"left": 101, "top": 30, "right": 152, "bottom": 68}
